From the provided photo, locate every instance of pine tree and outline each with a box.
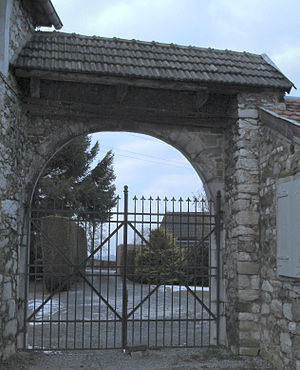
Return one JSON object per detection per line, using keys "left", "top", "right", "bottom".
{"left": 33, "top": 135, "right": 116, "bottom": 220}
{"left": 31, "top": 136, "right": 117, "bottom": 269}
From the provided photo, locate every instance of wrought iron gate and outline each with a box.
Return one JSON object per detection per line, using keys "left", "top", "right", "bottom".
{"left": 25, "top": 186, "right": 221, "bottom": 350}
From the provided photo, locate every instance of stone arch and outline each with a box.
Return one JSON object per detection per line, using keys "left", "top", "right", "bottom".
{"left": 26, "top": 117, "right": 225, "bottom": 207}
{"left": 20, "top": 115, "right": 226, "bottom": 348}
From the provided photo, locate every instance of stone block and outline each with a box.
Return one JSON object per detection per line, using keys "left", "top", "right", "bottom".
{"left": 283, "top": 303, "right": 293, "bottom": 321}
{"left": 293, "top": 335, "right": 300, "bottom": 359}
{"left": 261, "top": 303, "right": 270, "bottom": 314}
{"left": 238, "top": 312, "right": 258, "bottom": 321}
{"left": 237, "top": 184, "right": 259, "bottom": 194}
{"left": 238, "top": 108, "right": 258, "bottom": 119}
{"left": 292, "top": 299, "right": 300, "bottom": 321}
{"left": 262, "top": 280, "right": 273, "bottom": 292}
{"left": 8, "top": 299, "right": 15, "bottom": 319}
{"left": 238, "top": 252, "right": 253, "bottom": 262}
{"left": 239, "top": 347, "right": 260, "bottom": 356}
{"left": 236, "top": 158, "right": 258, "bottom": 171}
{"left": 280, "top": 332, "right": 292, "bottom": 353}
{"left": 2, "top": 342, "right": 15, "bottom": 361}
{"left": 238, "top": 289, "right": 260, "bottom": 302}
{"left": 232, "top": 225, "right": 256, "bottom": 238}
{"left": 271, "top": 299, "right": 282, "bottom": 316}
{"left": 250, "top": 275, "right": 260, "bottom": 289}
{"left": 2, "top": 280, "right": 12, "bottom": 300}
{"left": 237, "top": 262, "right": 259, "bottom": 275}
{"left": 4, "top": 319, "right": 17, "bottom": 337}
{"left": 239, "top": 330, "right": 260, "bottom": 342}
{"left": 236, "top": 210, "right": 259, "bottom": 225}
{"left": 239, "top": 321, "right": 259, "bottom": 331}
{"left": 238, "top": 275, "right": 250, "bottom": 289}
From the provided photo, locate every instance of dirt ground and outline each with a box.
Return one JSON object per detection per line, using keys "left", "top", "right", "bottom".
{"left": 0, "top": 347, "right": 275, "bottom": 369}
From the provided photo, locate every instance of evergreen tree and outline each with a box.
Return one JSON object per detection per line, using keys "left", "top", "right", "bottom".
{"left": 31, "top": 136, "right": 116, "bottom": 272}
{"left": 33, "top": 135, "right": 117, "bottom": 221}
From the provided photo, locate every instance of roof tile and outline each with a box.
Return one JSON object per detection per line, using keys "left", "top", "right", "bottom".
{"left": 273, "top": 98, "right": 300, "bottom": 124}
{"left": 13, "top": 31, "right": 294, "bottom": 91}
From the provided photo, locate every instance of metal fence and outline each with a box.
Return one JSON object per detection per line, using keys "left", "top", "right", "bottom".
{"left": 24, "top": 186, "right": 221, "bottom": 350}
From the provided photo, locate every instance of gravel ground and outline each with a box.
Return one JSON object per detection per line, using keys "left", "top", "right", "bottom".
{"left": 0, "top": 347, "right": 275, "bottom": 369}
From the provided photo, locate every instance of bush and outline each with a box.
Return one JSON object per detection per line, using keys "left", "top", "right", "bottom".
{"left": 134, "top": 228, "right": 185, "bottom": 284}
{"left": 133, "top": 228, "right": 209, "bottom": 286}
{"left": 182, "top": 242, "right": 209, "bottom": 286}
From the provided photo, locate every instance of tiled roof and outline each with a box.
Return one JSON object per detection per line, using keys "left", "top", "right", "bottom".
{"left": 13, "top": 31, "right": 293, "bottom": 91}
{"left": 273, "top": 97, "right": 300, "bottom": 124}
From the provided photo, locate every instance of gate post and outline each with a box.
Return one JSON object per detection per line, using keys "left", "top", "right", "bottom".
{"left": 122, "top": 185, "right": 129, "bottom": 350}
{"left": 215, "top": 191, "right": 222, "bottom": 345}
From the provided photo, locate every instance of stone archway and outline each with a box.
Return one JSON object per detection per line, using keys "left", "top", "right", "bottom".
{"left": 21, "top": 113, "right": 227, "bottom": 348}
{"left": 1, "top": 5, "right": 295, "bottom": 360}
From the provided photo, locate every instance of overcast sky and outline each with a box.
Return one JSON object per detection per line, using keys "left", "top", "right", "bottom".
{"left": 47, "top": 0, "right": 300, "bottom": 200}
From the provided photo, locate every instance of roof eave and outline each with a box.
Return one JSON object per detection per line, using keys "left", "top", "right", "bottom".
{"left": 261, "top": 53, "right": 295, "bottom": 93}
{"left": 25, "top": 0, "right": 63, "bottom": 30}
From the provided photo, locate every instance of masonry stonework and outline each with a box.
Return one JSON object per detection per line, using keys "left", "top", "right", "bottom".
{"left": 224, "top": 91, "right": 286, "bottom": 357}
{"left": 1, "top": 1, "right": 300, "bottom": 368}
{"left": 0, "top": 6, "right": 33, "bottom": 363}
{"left": 259, "top": 123, "right": 300, "bottom": 369}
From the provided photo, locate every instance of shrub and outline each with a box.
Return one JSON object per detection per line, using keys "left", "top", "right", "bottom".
{"left": 134, "top": 228, "right": 185, "bottom": 284}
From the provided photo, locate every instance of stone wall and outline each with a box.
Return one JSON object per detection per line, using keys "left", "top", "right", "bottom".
{"left": 1, "top": 0, "right": 299, "bottom": 363}
{"left": 0, "top": 0, "right": 34, "bottom": 359}
{"left": 259, "top": 122, "right": 300, "bottom": 369}
{"left": 223, "top": 91, "right": 286, "bottom": 356}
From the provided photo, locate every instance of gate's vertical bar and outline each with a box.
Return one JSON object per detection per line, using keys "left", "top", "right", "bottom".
{"left": 23, "top": 205, "right": 31, "bottom": 350}
{"left": 122, "top": 185, "right": 129, "bottom": 350}
{"left": 215, "top": 191, "right": 222, "bottom": 345}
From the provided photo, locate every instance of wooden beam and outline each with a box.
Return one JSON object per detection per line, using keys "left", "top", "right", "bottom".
{"left": 116, "top": 84, "right": 128, "bottom": 104}
{"left": 15, "top": 68, "right": 282, "bottom": 96}
{"left": 194, "top": 91, "right": 209, "bottom": 111}
{"left": 15, "top": 68, "right": 208, "bottom": 92}
{"left": 24, "top": 97, "right": 229, "bottom": 128}
{"left": 30, "top": 77, "right": 40, "bottom": 98}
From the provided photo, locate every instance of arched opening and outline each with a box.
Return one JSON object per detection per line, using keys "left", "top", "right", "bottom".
{"left": 22, "top": 129, "right": 224, "bottom": 351}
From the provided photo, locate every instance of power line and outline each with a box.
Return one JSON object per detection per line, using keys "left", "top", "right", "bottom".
{"left": 99, "top": 150, "right": 193, "bottom": 170}
{"left": 100, "top": 144, "right": 189, "bottom": 168}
